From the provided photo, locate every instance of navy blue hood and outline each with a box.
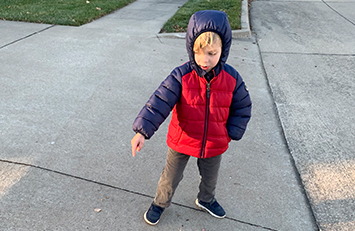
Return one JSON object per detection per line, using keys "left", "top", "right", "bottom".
{"left": 186, "top": 10, "right": 232, "bottom": 77}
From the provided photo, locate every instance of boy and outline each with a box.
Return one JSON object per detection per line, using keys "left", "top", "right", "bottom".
{"left": 131, "top": 10, "right": 251, "bottom": 225}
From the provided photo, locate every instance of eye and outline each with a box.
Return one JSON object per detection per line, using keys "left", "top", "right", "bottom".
{"left": 209, "top": 52, "right": 217, "bottom": 55}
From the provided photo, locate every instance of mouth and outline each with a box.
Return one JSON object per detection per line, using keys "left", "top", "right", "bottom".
{"left": 200, "top": 65, "right": 209, "bottom": 70}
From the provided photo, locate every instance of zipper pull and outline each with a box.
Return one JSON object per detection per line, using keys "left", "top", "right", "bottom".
{"left": 206, "top": 83, "right": 211, "bottom": 98}
{"left": 206, "top": 83, "right": 211, "bottom": 99}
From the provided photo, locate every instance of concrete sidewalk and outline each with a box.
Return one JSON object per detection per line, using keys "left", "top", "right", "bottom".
{"left": 0, "top": 0, "right": 322, "bottom": 230}
{"left": 251, "top": 0, "right": 355, "bottom": 230}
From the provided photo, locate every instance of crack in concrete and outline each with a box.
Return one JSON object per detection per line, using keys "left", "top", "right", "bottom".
{"left": 322, "top": 0, "right": 355, "bottom": 27}
{"left": 0, "top": 158, "right": 278, "bottom": 231}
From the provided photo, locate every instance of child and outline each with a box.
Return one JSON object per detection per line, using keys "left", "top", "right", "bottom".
{"left": 131, "top": 10, "right": 252, "bottom": 225}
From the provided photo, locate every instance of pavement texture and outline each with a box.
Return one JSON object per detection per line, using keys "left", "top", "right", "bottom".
{"left": 251, "top": 0, "right": 355, "bottom": 230}
{"left": 0, "top": 0, "right": 353, "bottom": 230}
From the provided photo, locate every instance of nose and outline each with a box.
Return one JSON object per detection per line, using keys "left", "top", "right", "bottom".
{"left": 201, "top": 54, "right": 209, "bottom": 65}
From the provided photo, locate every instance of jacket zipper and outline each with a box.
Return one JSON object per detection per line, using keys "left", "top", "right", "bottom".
{"left": 200, "top": 82, "right": 211, "bottom": 158}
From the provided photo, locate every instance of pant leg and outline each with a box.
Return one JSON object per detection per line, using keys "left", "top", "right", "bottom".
{"left": 197, "top": 155, "right": 222, "bottom": 203}
{"left": 154, "top": 148, "right": 190, "bottom": 208}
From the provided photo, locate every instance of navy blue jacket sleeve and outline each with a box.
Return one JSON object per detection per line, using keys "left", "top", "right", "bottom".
{"left": 226, "top": 69, "right": 252, "bottom": 140}
{"left": 132, "top": 68, "right": 183, "bottom": 139}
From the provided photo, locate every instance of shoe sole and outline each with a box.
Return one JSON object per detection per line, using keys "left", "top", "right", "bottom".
{"left": 144, "top": 210, "right": 159, "bottom": 225}
{"left": 195, "top": 199, "right": 226, "bottom": 219}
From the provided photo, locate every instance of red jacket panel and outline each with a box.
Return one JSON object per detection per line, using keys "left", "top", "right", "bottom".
{"left": 167, "top": 69, "right": 236, "bottom": 158}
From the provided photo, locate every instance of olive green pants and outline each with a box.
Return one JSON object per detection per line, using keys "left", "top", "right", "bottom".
{"left": 154, "top": 148, "right": 222, "bottom": 208}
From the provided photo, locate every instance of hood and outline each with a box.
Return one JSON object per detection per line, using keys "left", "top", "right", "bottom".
{"left": 186, "top": 10, "right": 232, "bottom": 77}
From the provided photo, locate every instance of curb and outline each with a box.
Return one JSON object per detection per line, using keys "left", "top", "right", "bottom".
{"left": 156, "top": 0, "right": 251, "bottom": 39}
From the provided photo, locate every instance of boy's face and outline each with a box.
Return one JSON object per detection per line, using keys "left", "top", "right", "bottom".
{"left": 194, "top": 42, "right": 222, "bottom": 73}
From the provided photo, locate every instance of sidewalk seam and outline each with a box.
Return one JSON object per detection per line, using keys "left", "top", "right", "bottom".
{"left": 0, "top": 158, "right": 154, "bottom": 198}
{"left": 1, "top": 158, "right": 277, "bottom": 231}
{"left": 262, "top": 51, "right": 355, "bottom": 56}
{"left": 0, "top": 25, "right": 55, "bottom": 50}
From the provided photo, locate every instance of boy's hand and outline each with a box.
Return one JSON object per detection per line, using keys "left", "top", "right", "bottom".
{"left": 131, "top": 133, "right": 145, "bottom": 157}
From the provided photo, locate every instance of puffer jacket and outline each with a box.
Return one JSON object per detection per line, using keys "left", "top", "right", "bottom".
{"left": 132, "top": 10, "right": 252, "bottom": 158}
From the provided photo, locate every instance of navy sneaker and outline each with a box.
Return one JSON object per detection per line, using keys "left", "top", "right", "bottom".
{"left": 195, "top": 198, "right": 226, "bottom": 218}
{"left": 144, "top": 203, "right": 165, "bottom": 225}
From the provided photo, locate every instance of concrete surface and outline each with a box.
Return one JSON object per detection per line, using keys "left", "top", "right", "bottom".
{"left": 3, "top": 0, "right": 353, "bottom": 230}
{"left": 251, "top": 0, "right": 355, "bottom": 230}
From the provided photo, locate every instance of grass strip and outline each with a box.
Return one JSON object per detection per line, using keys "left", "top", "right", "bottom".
{"left": 160, "top": 0, "right": 241, "bottom": 33}
{"left": 0, "top": 0, "right": 136, "bottom": 26}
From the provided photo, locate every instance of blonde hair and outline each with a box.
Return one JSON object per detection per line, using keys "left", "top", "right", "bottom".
{"left": 193, "top": 32, "right": 222, "bottom": 53}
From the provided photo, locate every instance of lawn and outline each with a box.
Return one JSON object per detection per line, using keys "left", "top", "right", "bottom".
{"left": 0, "top": 0, "right": 241, "bottom": 29}
{"left": 161, "top": 0, "right": 241, "bottom": 33}
{"left": 0, "top": 0, "right": 136, "bottom": 26}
